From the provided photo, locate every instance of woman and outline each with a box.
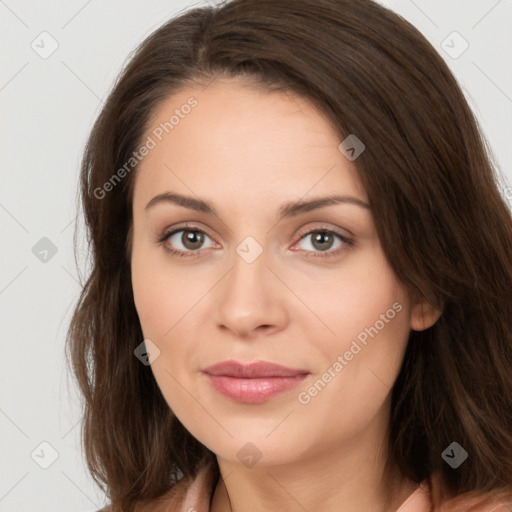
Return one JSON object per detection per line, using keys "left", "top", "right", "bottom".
{"left": 66, "top": 0, "right": 512, "bottom": 510}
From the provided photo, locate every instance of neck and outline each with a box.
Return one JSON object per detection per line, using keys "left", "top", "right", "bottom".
{"left": 210, "top": 405, "right": 418, "bottom": 512}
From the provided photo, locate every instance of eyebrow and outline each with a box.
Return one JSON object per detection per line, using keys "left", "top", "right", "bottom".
{"left": 144, "top": 192, "right": 371, "bottom": 220}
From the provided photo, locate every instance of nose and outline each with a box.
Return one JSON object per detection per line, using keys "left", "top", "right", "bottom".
{"left": 214, "top": 245, "right": 289, "bottom": 339}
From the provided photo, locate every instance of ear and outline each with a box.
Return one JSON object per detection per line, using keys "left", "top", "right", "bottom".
{"left": 410, "top": 296, "right": 443, "bottom": 332}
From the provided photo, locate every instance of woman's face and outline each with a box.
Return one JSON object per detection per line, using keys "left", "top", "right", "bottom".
{"left": 130, "top": 78, "right": 438, "bottom": 467}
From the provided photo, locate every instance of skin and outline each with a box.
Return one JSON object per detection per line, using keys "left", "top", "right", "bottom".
{"left": 130, "top": 78, "right": 441, "bottom": 512}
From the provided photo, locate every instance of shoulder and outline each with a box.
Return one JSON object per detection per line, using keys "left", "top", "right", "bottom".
{"left": 143, "top": 459, "right": 218, "bottom": 512}
{"left": 96, "top": 459, "right": 218, "bottom": 512}
{"left": 396, "top": 480, "right": 431, "bottom": 512}
{"left": 438, "top": 492, "right": 512, "bottom": 512}
{"left": 396, "top": 479, "right": 512, "bottom": 512}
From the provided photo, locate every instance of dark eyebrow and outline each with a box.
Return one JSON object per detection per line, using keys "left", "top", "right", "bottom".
{"left": 144, "top": 192, "right": 371, "bottom": 219}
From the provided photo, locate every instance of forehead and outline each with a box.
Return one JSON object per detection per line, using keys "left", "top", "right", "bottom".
{"left": 132, "top": 79, "right": 367, "bottom": 210}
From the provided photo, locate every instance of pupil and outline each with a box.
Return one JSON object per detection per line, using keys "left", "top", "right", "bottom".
{"left": 183, "top": 231, "right": 203, "bottom": 250}
{"left": 313, "top": 232, "right": 332, "bottom": 251}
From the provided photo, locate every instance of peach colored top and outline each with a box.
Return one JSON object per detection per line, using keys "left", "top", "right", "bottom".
{"left": 150, "top": 459, "right": 512, "bottom": 512}
{"left": 163, "top": 460, "right": 433, "bottom": 512}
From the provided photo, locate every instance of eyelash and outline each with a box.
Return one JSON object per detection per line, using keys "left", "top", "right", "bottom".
{"left": 157, "top": 223, "right": 354, "bottom": 260}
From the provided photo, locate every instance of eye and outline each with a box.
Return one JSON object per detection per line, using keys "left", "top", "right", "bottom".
{"left": 157, "top": 224, "right": 354, "bottom": 259}
{"left": 293, "top": 228, "right": 353, "bottom": 258}
{"left": 159, "top": 226, "right": 216, "bottom": 257}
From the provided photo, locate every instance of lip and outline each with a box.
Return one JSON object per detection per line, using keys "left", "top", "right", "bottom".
{"left": 202, "top": 360, "right": 310, "bottom": 403}
{"left": 203, "top": 360, "right": 309, "bottom": 378}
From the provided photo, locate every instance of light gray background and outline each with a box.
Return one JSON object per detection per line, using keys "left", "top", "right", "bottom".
{"left": 1, "top": 0, "right": 511, "bottom": 510}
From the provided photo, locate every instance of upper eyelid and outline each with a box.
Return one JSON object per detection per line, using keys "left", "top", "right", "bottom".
{"left": 162, "top": 224, "right": 213, "bottom": 240}
{"left": 158, "top": 207, "right": 358, "bottom": 239}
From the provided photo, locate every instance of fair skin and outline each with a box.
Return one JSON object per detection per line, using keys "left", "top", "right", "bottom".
{"left": 130, "top": 78, "right": 441, "bottom": 512}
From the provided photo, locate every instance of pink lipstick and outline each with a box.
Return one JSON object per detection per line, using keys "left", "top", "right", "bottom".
{"left": 202, "top": 360, "right": 309, "bottom": 403}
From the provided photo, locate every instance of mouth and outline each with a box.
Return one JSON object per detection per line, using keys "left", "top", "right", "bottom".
{"left": 201, "top": 360, "right": 310, "bottom": 403}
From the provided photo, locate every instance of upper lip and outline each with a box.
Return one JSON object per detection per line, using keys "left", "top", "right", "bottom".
{"left": 202, "top": 360, "right": 310, "bottom": 378}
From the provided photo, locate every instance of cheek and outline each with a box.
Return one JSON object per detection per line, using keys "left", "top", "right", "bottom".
{"left": 297, "top": 247, "right": 412, "bottom": 413}
{"left": 131, "top": 251, "right": 161, "bottom": 339}
{"left": 131, "top": 247, "right": 202, "bottom": 419}
{"left": 292, "top": 263, "right": 411, "bottom": 450}
{"left": 131, "top": 240, "right": 202, "bottom": 339}
{"left": 303, "top": 246, "right": 409, "bottom": 347}
{"left": 130, "top": 241, "right": 210, "bottom": 406}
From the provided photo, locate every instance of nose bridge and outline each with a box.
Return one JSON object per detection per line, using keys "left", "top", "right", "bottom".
{"left": 225, "top": 238, "right": 271, "bottom": 307}
{"left": 215, "top": 236, "right": 286, "bottom": 336}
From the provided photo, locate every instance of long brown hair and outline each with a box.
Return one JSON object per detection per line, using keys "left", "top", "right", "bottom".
{"left": 66, "top": 0, "right": 512, "bottom": 510}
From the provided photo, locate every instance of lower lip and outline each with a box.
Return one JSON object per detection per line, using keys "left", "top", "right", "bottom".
{"left": 203, "top": 373, "right": 309, "bottom": 403}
